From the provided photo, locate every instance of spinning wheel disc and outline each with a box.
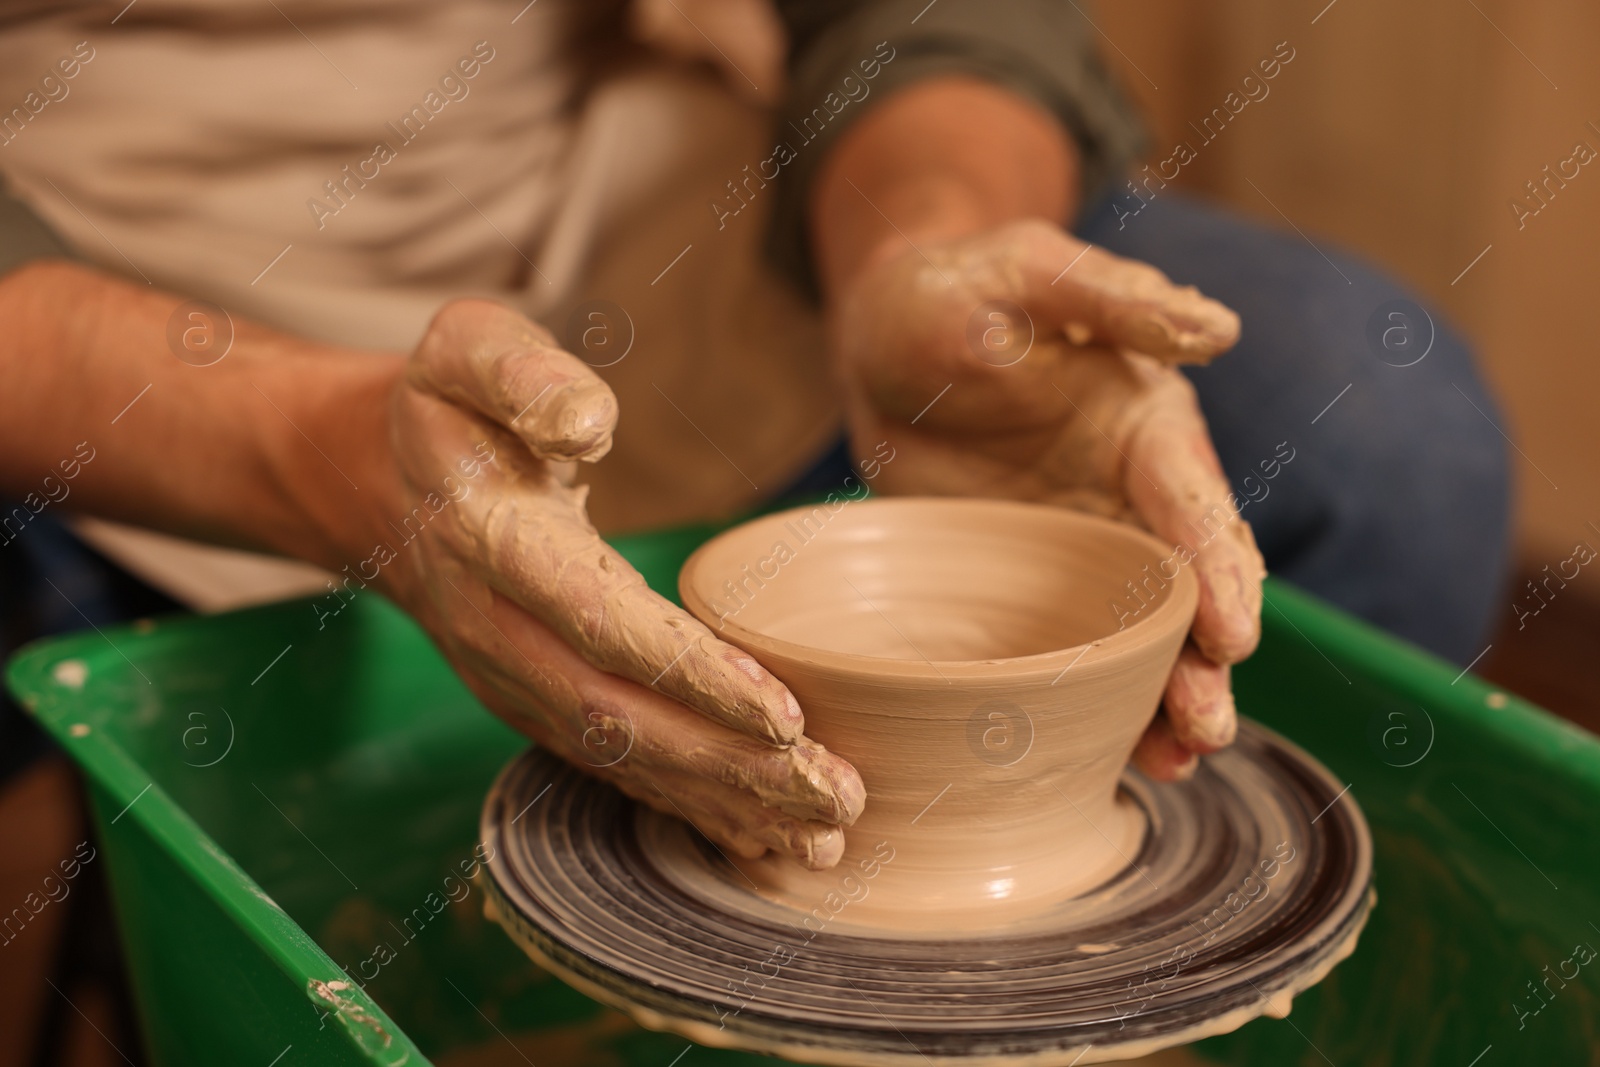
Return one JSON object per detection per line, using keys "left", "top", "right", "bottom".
{"left": 480, "top": 719, "right": 1372, "bottom": 1065}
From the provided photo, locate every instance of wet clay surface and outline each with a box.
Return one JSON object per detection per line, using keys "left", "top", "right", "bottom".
{"left": 482, "top": 500, "right": 1373, "bottom": 1064}
{"left": 678, "top": 499, "right": 1197, "bottom": 929}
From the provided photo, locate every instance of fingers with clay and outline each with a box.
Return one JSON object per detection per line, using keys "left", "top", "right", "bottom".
{"left": 830, "top": 216, "right": 1259, "bottom": 781}
{"left": 1014, "top": 223, "right": 1240, "bottom": 364}
{"left": 412, "top": 300, "right": 805, "bottom": 744}
{"left": 468, "top": 482, "right": 807, "bottom": 746}
{"left": 1121, "top": 369, "right": 1265, "bottom": 780}
{"left": 409, "top": 299, "right": 617, "bottom": 462}
{"left": 442, "top": 581, "right": 863, "bottom": 870}
{"left": 391, "top": 299, "right": 864, "bottom": 868}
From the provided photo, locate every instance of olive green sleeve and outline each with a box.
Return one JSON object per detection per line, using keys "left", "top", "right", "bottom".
{"left": 767, "top": 0, "right": 1146, "bottom": 298}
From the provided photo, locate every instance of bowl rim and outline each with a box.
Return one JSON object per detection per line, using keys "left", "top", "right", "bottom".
{"left": 678, "top": 496, "right": 1200, "bottom": 683}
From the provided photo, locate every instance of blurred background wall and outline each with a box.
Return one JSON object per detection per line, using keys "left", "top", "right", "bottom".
{"left": 1093, "top": 0, "right": 1600, "bottom": 724}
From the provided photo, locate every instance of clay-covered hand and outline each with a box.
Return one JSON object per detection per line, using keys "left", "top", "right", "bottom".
{"left": 830, "top": 220, "right": 1266, "bottom": 779}
{"left": 371, "top": 300, "right": 864, "bottom": 867}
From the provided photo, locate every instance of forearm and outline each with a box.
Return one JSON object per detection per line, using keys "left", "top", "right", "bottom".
{"left": 809, "top": 76, "right": 1079, "bottom": 299}
{"left": 0, "top": 260, "right": 403, "bottom": 570}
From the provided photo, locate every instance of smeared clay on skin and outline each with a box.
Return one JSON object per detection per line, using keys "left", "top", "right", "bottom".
{"left": 409, "top": 309, "right": 616, "bottom": 463}
{"left": 923, "top": 219, "right": 1240, "bottom": 363}
{"left": 1164, "top": 645, "right": 1237, "bottom": 752}
{"left": 513, "top": 375, "right": 617, "bottom": 462}
{"left": 681, "top": 498, "right": 1199, "bottom": 931}
{"left": 833, "top": 230, "right": 1264, "bottom": 780}
{"left": 1118, "top": 367, "right": 1265, "bottom": 666}
{"left": 448, "top": 579, "right": 863, "bottom": 868}
{"left": 387, "top": 299, "right": 863, "bottom": 872}
{"left": 1133, "top": 715, "right": 1201, "bottom": 781}
{"left": 475, "top": 477, "right": 806, "bottom": 746}
{"left": 1098, "top": 273, "right": 1239, "bottom": 363}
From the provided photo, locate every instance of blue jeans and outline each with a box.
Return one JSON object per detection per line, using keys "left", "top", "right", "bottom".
{"left": 788, "top": 193, "right": 1512, "bottom": 666}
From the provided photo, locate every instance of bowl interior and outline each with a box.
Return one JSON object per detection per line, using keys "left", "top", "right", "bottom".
{"left": 684, "top": 499, "right": 1182, "bottom": 664}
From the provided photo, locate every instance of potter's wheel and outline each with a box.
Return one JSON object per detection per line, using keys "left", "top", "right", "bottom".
{"left": 479, "top": 720, "right": 1373, "bottom": 1065}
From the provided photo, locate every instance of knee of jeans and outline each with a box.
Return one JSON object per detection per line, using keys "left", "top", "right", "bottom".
{"left": 1361, "top": 298, "right": 1512, "bottom": 538}
{"left": 1084, "top": 192, "right": 1515, "bottom": 655}
{"left": 1283, "top": 313, "right": 1513, "bottom": 660}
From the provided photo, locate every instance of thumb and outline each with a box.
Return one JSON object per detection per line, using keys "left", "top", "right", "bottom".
{"left": 1016, "top": 230, "right": 1240, "bottom": 364}
{"left": 409, "top": 298, "right": 618, "bottom": 463}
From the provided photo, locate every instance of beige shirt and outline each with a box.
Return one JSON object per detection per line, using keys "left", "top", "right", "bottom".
{"left": 0, "top": 0, "right": 838, "bottom": 608}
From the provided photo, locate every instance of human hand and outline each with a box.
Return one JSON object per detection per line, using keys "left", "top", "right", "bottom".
{"left": 367, "top": 300, "right": 864, "bottom": 866}
{"left": 829, "top": 220, "right": 1265, "bottom": 780}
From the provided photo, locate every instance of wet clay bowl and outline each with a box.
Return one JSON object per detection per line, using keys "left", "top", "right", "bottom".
{"left": 678, "top": 496, "right": 1198, "bottom": 933}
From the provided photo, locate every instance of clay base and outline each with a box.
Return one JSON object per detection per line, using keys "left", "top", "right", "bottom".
{"left": 717, "top": 792, "right": 1144, "bottom": 934}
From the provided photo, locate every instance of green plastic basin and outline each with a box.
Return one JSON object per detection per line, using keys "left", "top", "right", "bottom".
{"left": 7, "top": 520, "right": 1599, "bottom": 1066}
